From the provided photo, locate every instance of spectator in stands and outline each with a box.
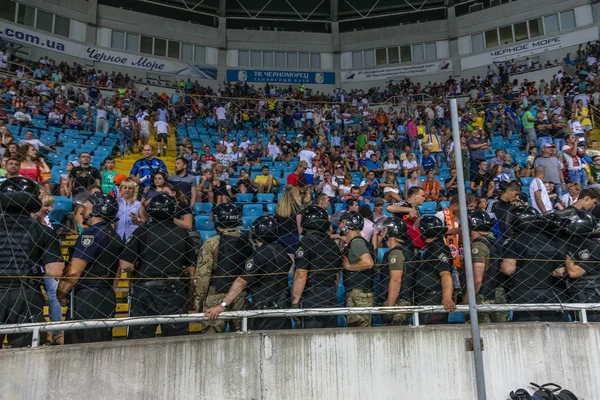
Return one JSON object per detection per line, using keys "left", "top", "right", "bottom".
{"left": 17, "top": 144, "right": 50, "bottom": 190}
{"left": 588, "top": 156, "right": 600, "bottom": 190}
{"left": 563, "top": 134, "right": 587, "bottom": 189}
{"left": 12, "top": 107, "right": 32, "bottom": 127}
{"left": 275, "top": 186, "right": 302, "bottom": 258}
{"left": 470, "top": 160, "right": 493, "bottom": 198}
{"left": 245, "top": 143, "right": 262, "bottom": 166}
{"left": 287, "top": 160, "right": 308, "bottom": 187}
{"left": 212, "top": 163, "right": 232, "bottom": 204}
{"left": 380, "top": 172, "right": 402, "bottom": 203}
{"left": 19, "top": 130, "right": 56, "bottom": 153}
{"left": 141, "top": 171, "right": 170, "bottom": 205}
{"left": 236, "top": 168, "right": 256, "bottom": 195}
{"left": 422, "top": 170, "right": 443, "bottom": 202}
{"left": 402, "top": 152, "right": 418, "bottom": 177}
{"left": 315, "top": 170, "right": 338, "bottom": 203}
{"left": 100, "top": 156, "right": 117, "bottom": 195}
{"left": 559, "top": 182, "right": 581, "bottom": 209}
{"left": 95, "top": 102, "right": 109, "bottom": 134}
{"left": 254, "top": 164, "right": 278, "bottom": 193}
{"left": 0, "top": 156, "right": 20, "bottom": 183}
{"left": 467, "top": 128, "right": 490, "bottom": 178}
{"left": 445, "top": 168, "right": 458, "bottom": 198}
{"left": 117, "top": 109, "right": 133, "bottom": 159}
{"left": 130, "top": 145, "right": 168, "bottom": 198}
{"left": 168, "top": 157, "right": 197, "bottom": 207}
{"left": 383, "top": 152, "right": 401, "bottom": 175}
{"left": 69, "top": 152, "right": 101, "bottom": 195}
{"left": 530, "top": 166, "right": 552, "bottom": 214}
{"left": 359, "top": 170, "right": 379, "bottom": 202}
{"left": 66, "top": 111, "right": 82, "bottom": 130}
{"left": 47, "top": 107, "right": 63, "bottom": 128}
{"left": 405, "top": 169, "right": 420, "bottom": 195}
{"left": 198, "top": 169, "right": 214, "bottom": 203}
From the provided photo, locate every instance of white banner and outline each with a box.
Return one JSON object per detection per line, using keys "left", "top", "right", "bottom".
{"left": 342, "top": 60, "right": 453, "bottom": 83}
{"left": 0, "top": 21, "right": 217, "bottom": 79}
{"left": 461, "top": 26, "right": 599, "bottom": 70}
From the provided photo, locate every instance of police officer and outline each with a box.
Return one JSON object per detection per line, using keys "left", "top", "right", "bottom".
{"left": 501, "top": 206, "right": 569, "bottom": 322}
{"left": 205, "top": 216, "right": 292, "bottom": 330}
{"left": 291, "top": 206, "right": 341, "bottom": 329}
{"left": 378, "top": 216, "right": 415, "bottom": 325}
{"left": 0, "top": 177, "right": 64, "bottom": 347}
{"left": 467, "top": 210, "right": 509, "bottom": 324}
{"left": 57, "top": 192, "right": 123, "bottom": 344}
{"left": 415, "top": 216, "right": 456, "bottom": 324}
{"left": 194, "top": 203, "right": 253, "bottom": 333}
{"left": 120, "top": 193, "right": 196, "bottom": 339}
{"left": 340, "top": 211, "right": 375, "bottom": 327}
{"left": 553, "top": 209, "right": 600, "bottom": 322}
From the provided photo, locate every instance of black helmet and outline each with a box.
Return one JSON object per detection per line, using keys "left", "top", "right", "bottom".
{"left": 251, "top": 215, "right": 279, "bottom": 243}
{"left": 511, "top": 206, "right": 542, "bottom": 232}
{"left": 556, "top": 208, "right": 599, "bottom": 237}
{"left": 467, "top": 210, "right": 495, "bottom": 232}
{"left": 0, "top": 177, "right": 42, "bottom": 213}
{"left": 380, "top": 216, "right": 409, "bottom": 242}
{"left": 420, "top": 215, "right": 448, "bottom": 239}
{"left": 147, "top": 193, "right": 177, "bottom": 221}
{"left": 340, "top": 211, "right": 364, "bottom": 234}
{"left": 84, "top": 192, "right": 119, "bottom": 223}
{"left": 301, "top": 206, "right": 330, "bottom": 232}
{"left": 213, "top": 203, "right": 241, "bottom": 228}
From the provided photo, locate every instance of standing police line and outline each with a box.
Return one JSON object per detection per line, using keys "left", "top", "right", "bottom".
{"left": 2, "top": 177, "right": 600, "bottom": 348}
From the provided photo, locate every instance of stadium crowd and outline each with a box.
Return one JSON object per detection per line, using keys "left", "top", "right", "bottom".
{"left": 1, "top": 40, "right": 600, "bottom": 347}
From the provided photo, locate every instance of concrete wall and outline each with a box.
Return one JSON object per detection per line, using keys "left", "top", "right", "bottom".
{"left": 2, "top": 323, "right": 599, "bottom": 400}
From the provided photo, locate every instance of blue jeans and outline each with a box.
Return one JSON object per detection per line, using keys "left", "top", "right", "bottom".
{"left": 553, "top": 138, "right": 565, "bottom": 155}
{"left": 537, "top": 136, "right": 552, "bottom": 148}
{"left": 569, "top": 169, "right": 588, "bottom": 189}
{"left": 43, "top": 276, "right": 62, "bottom": 336}
{"left": 118, "top": 127, "right": 133, "bottom": 157}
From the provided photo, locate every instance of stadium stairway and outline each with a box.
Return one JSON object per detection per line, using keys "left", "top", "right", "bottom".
{"left": 114, "top": 129, "right": 179, "bottom": 178}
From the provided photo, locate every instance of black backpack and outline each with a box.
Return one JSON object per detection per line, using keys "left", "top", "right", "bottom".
{"left": 509, "top": 382, "right": 579, "bottom": 400}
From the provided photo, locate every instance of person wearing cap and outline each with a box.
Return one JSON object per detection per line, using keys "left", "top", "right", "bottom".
{"left": 563, "top": 134, "right": 588, "bottom": 189}
{"left": 534, "top": 143, "right": 564, "bottom": 199}
{"left": 287, "top": 160, "right": 308, "bottom": 187}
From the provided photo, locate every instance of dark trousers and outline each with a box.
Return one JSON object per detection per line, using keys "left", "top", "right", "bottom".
{"left": 248, "top": 296, "right": 292, "bottom": 331}
{"left": 416, "top": 291, "right": 449, "bottom": 325}
{"left": 0, "top": 284, "right": 45, "bottom": 348}
{"left": 66, "top": 286, "right": 116, "bottom": 344}
{"left": 128, "top": 281, "right": 188, "bottom": 339}
{"left": 511, "top": 288, "right": 569, "bottom": 323}
{"left": 301, "top": 286, "right": 338, "bottom": 329}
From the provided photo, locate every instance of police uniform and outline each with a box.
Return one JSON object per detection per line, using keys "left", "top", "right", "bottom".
{"left": 0, "top": 214, "right": 63, "bottom": 347}
{"left": 415, "top": 238, "right": 453, "bottom": 324}
{"left": 295, "top": 230, "right": 341, "bottom": 328}
{"left": 344, "top": 236, "right": 375, "bottom": 327}
{"left": 244, "top": 241, "right": 292, "bottom": 330}
{"left": 65, "top": 221, "right": 124, "bottom": 343}
{"left": 122, "top": 219, "right": 196, "bottom": 338}
{"left": 471, "top": 235, "right": 509, "bottom": 323}
{"left": 380, "top": 243, "right": 415, "bottom": 325}
{"left": 196, "top": 229, "right": 253, "bottom": 333}
{"left": 503, "top": 230, "right": 569, "bottom": 322}
{"left": 566, "top": 239, "right": 600, "bottom": 322}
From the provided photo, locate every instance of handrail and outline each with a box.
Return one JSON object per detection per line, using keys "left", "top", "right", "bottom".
{"left": 1, "top": 303, "right": 598, "bottom": 348}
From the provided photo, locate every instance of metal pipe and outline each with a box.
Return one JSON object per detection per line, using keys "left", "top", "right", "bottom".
{"left": 0, "top": 304, "right": 598, "bottom": 335}
{"left": 413, "top": 312, "right": 420, "bottom": 327}
{"left": 580, "top": 309, "right": 588, "bottom": 324}
{"left": 450, "top": 98, "right": 487, "bottom": 400}
{"left": 242, "top": 317, "right": 248, "bottom": 332}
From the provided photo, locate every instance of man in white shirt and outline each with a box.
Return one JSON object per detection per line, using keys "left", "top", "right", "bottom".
{"left": 529, "top": 166, "right": 553, "bottom": 214}
{"left": 563, "top": 134, "right": 587, "bottom": 189}
{"left": 154, "top": 119, "right": 169, "bottom": 157}
{"left": 20, "top": 130, "right": 56, "bottom": 153}
{"left": 298, "top": 144, "right": 316, "bottom": 184}
{"left": 215, "top": 105, "right": 227, "bottom": 135}
{"left": 239, "top": 135, "right": 252, "bottom": 150}
{"left": 95, "top": 104, "right": 109, "bottom": 134}
{"left": 13, "top": 108, "right": 32, "bottom": 126}
{"left": 218, "top": 136, "right": 234, "bottom": 154}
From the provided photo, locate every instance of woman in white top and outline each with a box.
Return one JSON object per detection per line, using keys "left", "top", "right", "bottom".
{"left": 383, "top": 152, "right": 401, "bottom": 175}
{"left": 338, "top": 174, "right": 353, "bottom": 197}
{"left": 139, "top": 115, "right": 151, "bottom": 149}
{"left": 115, "top": 179, "right": 143, "bottom": 241}
{"left": 402, "top": 153, "right": 418, "bottom": 177}
{"left": 405, "top": 169, "right": 420, "bottom": 195}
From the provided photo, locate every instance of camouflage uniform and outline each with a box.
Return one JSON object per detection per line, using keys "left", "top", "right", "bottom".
{"left": 195, "top": 230, "right": 249, "bottom": 333}
{"left": 471, "top": 236, "right": 510, "bottom": 323}
{"left": 344, "top": 236, "right": 375, "bottom": 327}
{"left": 382, "top": 248, "right": 412, "bottom": 326}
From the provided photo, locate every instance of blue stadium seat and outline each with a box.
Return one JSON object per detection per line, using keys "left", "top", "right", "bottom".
{"left": 53, "top": 196, "right": 72, "bottom": 212}
{"left": 195, "top": 215, "right": 215, "bottom": 231}
{"left": 256, "top": 193, "right": 274, "bottom": 203}
{"left": 194, "top": 202, "right": 213, "bottom": 215}
{"left": 236, "top": 193, "right": 253, "bottom": 203}
{"left": 243, "top": 204, "right": 263, "bottom": 217}
{"left": 266, "top": 203, "right": 277, "bottom": 214}
{"left": 377, "top": 248, "right": 388, "bottom": 265}
{"left": 241, "top": 215, "right": 258, "bottom": 230}
{"left": 199, "top": 230, "right": 217, "bottom": 243}
{"left": 334, "top": 203, "right": 345, "bottom": 213}
{"left": 520, "top": 177, "right": 534, "bottom": 186}
{"left": 439, "top": 201, "right": 450, "bottom": 210}
{"left": 419, "top": 201, "right": 437, "bottom": 215}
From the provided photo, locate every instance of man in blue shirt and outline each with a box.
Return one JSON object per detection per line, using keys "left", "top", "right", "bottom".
{"left": 365, "top": 154, "right": 383, "bottom": 178}
{"left": 419, "top": 149, "right": 437, "bottom": 175}
{"left": 130, "top": 145, "right": 168, "bottom": 199}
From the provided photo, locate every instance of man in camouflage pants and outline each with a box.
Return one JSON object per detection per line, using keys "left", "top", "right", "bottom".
{"left": 194, "top": 203, "right": 253, "bottom": 333}
{"left": 468, "top": 210, "right": 510, "bottom": 323}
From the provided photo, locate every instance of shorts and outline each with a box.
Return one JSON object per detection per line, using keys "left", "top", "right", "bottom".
{"left": 582, "top": 124, "right": 593, "bottom": 132}
{"left": 139, "top": 130, "right": 150, "bottom": 138}
{"left": 525, "top": 128, "right": 536, "bottom": 141}
{"left": 218, "top": 119, "right": 228, "bottom": 129}
{"left": 157, "top": 133, "right": 168, "bottom": 142}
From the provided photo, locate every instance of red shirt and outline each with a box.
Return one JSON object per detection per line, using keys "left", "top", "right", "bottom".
{"left": 287, "top": 172, "right": 300, "bottom": 186}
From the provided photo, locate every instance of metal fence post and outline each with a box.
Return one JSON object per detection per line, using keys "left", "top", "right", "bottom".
{"left": 450, "top": 99, "right": 487, "bottom": 400}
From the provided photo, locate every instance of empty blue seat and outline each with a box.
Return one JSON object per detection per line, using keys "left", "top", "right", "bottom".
{"left": 256, "top": 193, "right": 274, "bottom": 203}
{"left": 199, "top": 230, "right": 217, "bottom": 243}
{"left": 377, "top": 248, "right": 389, "bottom": 265}
{"left": 439, "top": 201, "right": 450, "bottom": 210}
{"left": 243, "top": 204, "right": 263, "bottom": 217}
{"left": 520, "top": 177, "right": 534, "bottom": 186}
{"left": 241, "top": 215, "right": 258, "bottom": 230}
{"left": 53, "top": 196, "right": 72, "bottom": 212}
{"left": 266, "top": 203, "right": 277, "bottom": 214}
{"left": 195, "top": 215, "right": 215, "bottom": 231}
{"left": 334, "top": 203, "right": 345, "bottom": 213}
{"left": 194, "top": 202, "right": 213, "bottom": 215}
{"left": 236, "top": 193, "right": 253, "bottom": 203}
{"left": 418, "top": 201, "right": 437, "bottom": 215}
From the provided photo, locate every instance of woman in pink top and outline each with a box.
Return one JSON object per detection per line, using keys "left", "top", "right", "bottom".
{"left": 407, "top": 119, "right": 418, "bottom": 149}
{"left": 17, "top": 144, "right": 50, "bottom": 191}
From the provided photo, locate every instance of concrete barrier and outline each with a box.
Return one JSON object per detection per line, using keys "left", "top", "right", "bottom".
{"left": 2, "top": 323, "right": 599, "bottom": 400}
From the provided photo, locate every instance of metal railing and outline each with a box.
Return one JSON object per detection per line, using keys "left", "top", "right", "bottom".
{"left": 1, "top": 303, "right": 599, "bottom": 348}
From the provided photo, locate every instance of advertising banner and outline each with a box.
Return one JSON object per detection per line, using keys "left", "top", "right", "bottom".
{"left": 0, "top": 21, "right": 217, "bottom": 79}
{"left": 341, "top": 60, "right": 453, "bottom": 83}
{"left": 226, "top": 69, "right": 335, "bottom": 84}
{"left": 460, "top": 26, "right": 599, "bottom": 70}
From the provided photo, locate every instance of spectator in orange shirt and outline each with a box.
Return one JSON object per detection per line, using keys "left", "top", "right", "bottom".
{"left": 422, "top": 170, "right": 442, "bottom": 202}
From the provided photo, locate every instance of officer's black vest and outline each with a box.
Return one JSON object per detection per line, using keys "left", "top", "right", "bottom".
{"left": 79, "top": 223, "right": 122, "bottom": 284}
{"left": 135, "top": 223, "right": 187, "bottom": 278}
{"left": 415, "top": 238, "right": 446, "bottom": 294}
{"left": 473, "top": 236, "right": 504, "bottom": 300}
{"left": 512, "top": 232, "right": 560, "bottom": 291}
{"left": 379, "top": 243, "right": 415, "bottom": 303}
{"left": 251, "top": 243, "right": 291, "bottom": 304}
{"left": 343, "top": 236, "right": 374, "bottom": 292}
{"left": 304, "top": 230, "right": 341, "bottom": 287}
{"left": 212, "top": 231, "right": 253, "bottom": 293}
{"left": 0, "top": 214, "right": 38, "bottom": 278}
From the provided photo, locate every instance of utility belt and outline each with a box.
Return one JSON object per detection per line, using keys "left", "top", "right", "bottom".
{"left": 0, "top": 277, "right": 32, "bottom": 289}
{"left": 251, "top": 291, "right": 290, "bottom": 310}
{"left": 75, "top": 279, "right": 113, "bottom": 291}
{"left": 306, "top": 280, "right": 337, "bottom": 291}
{"left": 135, "top": 277, "right": 185, "bottom": 288}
